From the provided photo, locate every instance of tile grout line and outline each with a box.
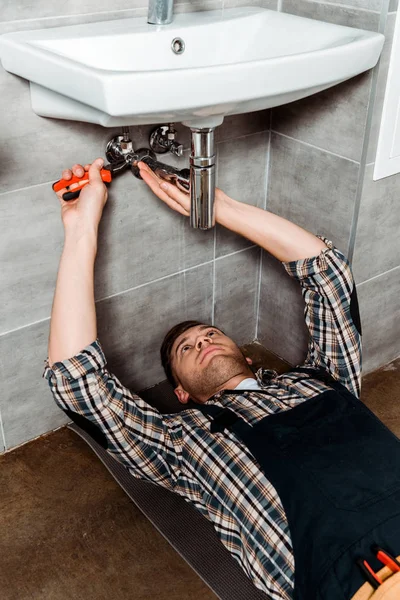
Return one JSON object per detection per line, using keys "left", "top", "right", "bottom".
{"left": 347, "top": 0, "right": 389, "bottom": 264}
{"left": 271, "top": 130, "right": 361, "bottom": 164}
{"left": 357, "top": 262, "right": 400, "bottom": 287}
{"left": 255, "top": 123, "right": 271, "bottom": 341}
{"left": 0, "top": 412, "right": 6, "bottom": 452}
{"left": 0, "top": 130, "right": 270, "bottom": 198}
{"left": 212, "top": 225, "right": 216, "bottom": 326}
{"left": 255, "top": 250, "right": 263, "bottom": 342}
{"left": 287, "top": 0, "right": 381, "bottom": 14}
{"left": 0, "top": 7, "right": 147, "bottom": 26}
{"left": 0, "top": 245, "right": 257, "bottom": 338}
{"left": 0, "top": 180, "right": 53, "bottom": 197}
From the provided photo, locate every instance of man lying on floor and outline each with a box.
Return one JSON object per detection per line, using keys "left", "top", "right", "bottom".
{"left": 43, "top": 159, "right": 400, "bottom": 600}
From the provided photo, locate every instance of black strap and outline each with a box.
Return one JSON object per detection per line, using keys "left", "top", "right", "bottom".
{"left": 286, "top": 366, "right": 350, "bottom": 394}
{"left": 208, "top": 408, "right": 243, "bottom": 434}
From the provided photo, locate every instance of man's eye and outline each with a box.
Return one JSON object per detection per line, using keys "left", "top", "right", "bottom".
{"left": 208, "top": 330, "right": 217, "bottom": 336}
{"left": 182, "top": 345, "right": 190, "bottom": 354}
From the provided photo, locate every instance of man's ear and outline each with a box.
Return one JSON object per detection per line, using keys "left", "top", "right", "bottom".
{"left": 246, "top": 356, "right": 253, "bottom": 365}
{"left": 174, "top": 386, "right": 190, "bottom": 405}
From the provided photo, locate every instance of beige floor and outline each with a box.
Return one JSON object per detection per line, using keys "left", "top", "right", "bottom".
{"left": 0, "top": 344, "right": 399, "bottom": 600}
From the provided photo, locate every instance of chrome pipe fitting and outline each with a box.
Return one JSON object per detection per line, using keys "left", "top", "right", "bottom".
{"left": 190, "top": 128, "right": 216, "bottom": 230}
{"left": 149, "top": 124, "right": 184, "bottom": 157}
{"left": 107, "top": 125, "right": 216, "bottom": 230}
{"left": 137, "top": 156, "right": 190, "bottom": 193}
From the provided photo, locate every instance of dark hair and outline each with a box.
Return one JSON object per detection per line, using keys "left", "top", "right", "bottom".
{"left": 160, "top": 320, "right": 220, "bottom": 388}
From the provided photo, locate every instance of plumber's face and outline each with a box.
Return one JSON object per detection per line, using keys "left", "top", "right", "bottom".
{"left": 171, "top": 324, "right": 250, "bottom": 403}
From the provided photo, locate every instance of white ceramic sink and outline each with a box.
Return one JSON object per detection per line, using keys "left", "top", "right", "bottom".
{"left": 0, "top": 7, "right": 384, "bottom": 128}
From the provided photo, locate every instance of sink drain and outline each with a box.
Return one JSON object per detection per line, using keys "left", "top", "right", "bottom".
{"left": 171, "top": 37, "right": 185, "bottom": 54}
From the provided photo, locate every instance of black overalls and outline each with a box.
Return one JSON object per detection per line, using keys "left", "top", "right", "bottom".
{"left": 196, "top": 367, "right": 400, "bottom": 600}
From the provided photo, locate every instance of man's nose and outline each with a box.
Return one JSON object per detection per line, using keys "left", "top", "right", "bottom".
{"left": 196, "top": 334, "right": 212, "bottom": 351}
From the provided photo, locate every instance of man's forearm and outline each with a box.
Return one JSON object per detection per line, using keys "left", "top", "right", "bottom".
{"left": 48, "top": 230, "right": 98, "bottom": 367}
{"left": 216, "top": 193, "right": 327, "bottom": 262}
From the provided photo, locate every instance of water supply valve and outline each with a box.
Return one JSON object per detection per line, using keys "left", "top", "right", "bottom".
{"left": 149, "top": 124, "right": 184, "bottom": 157}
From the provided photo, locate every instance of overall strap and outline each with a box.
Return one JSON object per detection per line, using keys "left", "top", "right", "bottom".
{"left": 195, "top": 403, "right": 250, "bottom": 434}
{"left": 196, "top": 365, "right": 353, "bottom": 434}
{"left": 286, "top": 366, "right": 355, "bottom": 397}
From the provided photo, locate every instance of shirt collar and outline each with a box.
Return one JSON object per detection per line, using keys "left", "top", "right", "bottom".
{"left": 205, "top": 367, "right": 278, "bottom": 403}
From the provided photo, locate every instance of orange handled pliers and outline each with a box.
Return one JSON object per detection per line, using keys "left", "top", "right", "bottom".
{"left": 357, "top": 546, "right": 400, "bottom": 589}
{"left": 373, "top": 545, "right": 400, "bottom": 573}
{"left": 52, "top": 159, "right": 130, "bottom": 201}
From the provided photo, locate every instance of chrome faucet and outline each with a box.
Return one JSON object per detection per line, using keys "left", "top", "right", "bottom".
{"left": 148, "top": 0, "right": 174, "bottom": 25}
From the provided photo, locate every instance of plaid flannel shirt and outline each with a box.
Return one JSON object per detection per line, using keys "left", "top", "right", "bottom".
{"left": 43, "top": 235, "right": 362, "bottom": 599}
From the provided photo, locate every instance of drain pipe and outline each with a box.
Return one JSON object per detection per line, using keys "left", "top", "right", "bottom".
{"left": 190, "top": 127, "right": 216, "bottom": 230}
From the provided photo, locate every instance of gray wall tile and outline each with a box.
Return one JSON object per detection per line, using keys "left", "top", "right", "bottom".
{"left": 176, "top": 0, "right": 223, "bottom": 13}
{"left": 1, "top": 0, "right": 148, "bottom": 22}
{"left": 95, "top": 173, "right": 214, "bottom": 299}
{"left": 258, "top": 250, "right": 310, "bottom": 366}
{"left": 267, "top": 132, "right": 359, "bottom": 253}
{"left": 352, "top": 165, "right": 400, "bottom": 283}
{"left": 95, "top": 262, "right": 214, "bottom": 391}
{"left": 0, "top": 1, "right": 224, "bottom": 34}
{"left": 0, "top": 8, "right": 147, "bottom": 34}
{"left": 303, "top": 0, "right": 383, "bottom": 11}
{"left": 1, "top": 262, "right": 213, "bottom": 450}
{"left": 216, "top": 111, "right": 270, "bottom": 144}
{"left": 0, "top": 321, "right": 70, "bottom": 451}
{"left": 389, "top": 0, "right": 398, "bottom": 12}
{"left": 367, "top": 13, "right": 397, "bottom": 164}
{"left": 358, "top": 266, "right": 400, "bottom": 375}
{"left": 1, "top": 173, "right": 213, "bottom": 333}
{"left": 224, "top": 0, "right": 277, "bottom": 9}
{"left": 0, "top": 65, "right": 118, "bottom": 194}
{"left": 216, "top": 132, "right": 269, "bottom": 257}
{"left": 0, "top": 0, "right": 218, "bottom": 22}
{"left": 214, "top": 246, "right": 261, "bottom": 346}
{"left": 282, "top": 0, "right": 381, "bottom": 31}
{"left": 1, "top": 183, "right": 64, "bottom": 334}
{"left": 259, "top": 251, "right": 400, "bottom": 376}
{"left": 272, "top": 72, "right": 372, "bottom": 162}
{"left": 157, "top": 110, "right": 270, "bottom": 152}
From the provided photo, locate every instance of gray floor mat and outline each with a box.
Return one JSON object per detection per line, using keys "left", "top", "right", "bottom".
{"left": 68, "top": 424, "right": 269, "bottom": 600}
{"left": 67, "top": 377, "right": 270, "bottom": 599}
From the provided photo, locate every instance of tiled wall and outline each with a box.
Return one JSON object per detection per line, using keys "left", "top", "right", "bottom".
{"left": 1, "top": 0, "right": 398, "bottom": 453}
{"left": 0, "top": 0, "right": 274, "bottom": 452}
{"left": 258, "top": 0, "right": 400, "bottom": 376}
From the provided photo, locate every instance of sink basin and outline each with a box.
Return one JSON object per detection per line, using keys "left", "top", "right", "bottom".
{"left": 0, "top": 7, "right": 384, "bottom": 128}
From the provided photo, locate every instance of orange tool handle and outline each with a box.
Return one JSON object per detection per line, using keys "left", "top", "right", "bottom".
{"left": 52, "top": 168, "right": 112, "bottom": 193}
{"left": 376, "top": 549, "right": 400, "bottom": 573}
{"left": 357, "top": 558, "right": 383, "bottom": 588}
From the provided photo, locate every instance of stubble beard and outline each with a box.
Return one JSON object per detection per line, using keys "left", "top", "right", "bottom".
{"left": 184, "top": 352, "right": 250, "bottom": 402}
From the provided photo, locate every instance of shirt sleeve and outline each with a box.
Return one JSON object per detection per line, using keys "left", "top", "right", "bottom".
{"left": 42, "top": 338, "right": 183, "bottom": 491}
{"left": 281, "top": 235, "right": 362, "bottom": 398}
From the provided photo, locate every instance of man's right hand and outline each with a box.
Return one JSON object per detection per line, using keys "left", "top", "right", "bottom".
{"left": 54, "top": 158, "right": 108, "bottom": 235}
{"left": 137, "top": 161, "right": 191, "bottom": 217}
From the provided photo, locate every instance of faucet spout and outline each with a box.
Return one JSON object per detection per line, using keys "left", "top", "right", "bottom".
{"left": 148, "top": 0, "right": 173, "bottom": 25}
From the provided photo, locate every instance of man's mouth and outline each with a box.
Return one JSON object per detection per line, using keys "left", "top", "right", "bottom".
{"left": 200, "top": 346, "right": 223, "bottom": 364}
